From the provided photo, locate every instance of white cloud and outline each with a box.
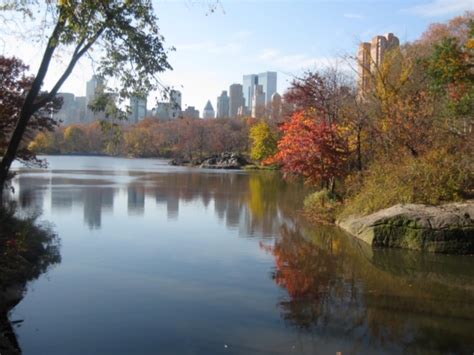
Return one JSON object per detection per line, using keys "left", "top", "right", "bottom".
{"left": 408, "top": 0, "right": 474, "bottom": 17}
{"left": 343, "top": 13, "right": 365, "bottom": 19}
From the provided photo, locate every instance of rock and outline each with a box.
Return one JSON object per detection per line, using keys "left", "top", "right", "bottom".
{"left": 200, "top": 152, "right": 249, "bottom": 169}
{"left": 337, "top": 201, "right": 474, "bottom": 254}
{"left": 169, "top": 153, "right": 250, "bottom": 169}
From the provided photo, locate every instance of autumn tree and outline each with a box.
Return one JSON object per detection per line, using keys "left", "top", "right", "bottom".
{"left": 0, "top": 1, "right": 172, "bottom": 195}
{"left": 269, "top": 110, "right": 348, "bottom": 191}
{"left": 249, "top": 121, "right": 278, "bottom": 162}
{"left": 0, "top": 56, "right": 61, "bottom": 168}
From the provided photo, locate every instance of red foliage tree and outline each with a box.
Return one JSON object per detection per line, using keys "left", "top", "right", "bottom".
{"left": 268, "top": 110, "right": 348, "bottom": 190}
{"left": 0, "top": 56, "right": 61, "bottom": 167}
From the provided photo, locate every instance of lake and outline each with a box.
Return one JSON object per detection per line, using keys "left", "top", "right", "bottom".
{"left": 5, "top": 156, "right": 474, "bottom": 354}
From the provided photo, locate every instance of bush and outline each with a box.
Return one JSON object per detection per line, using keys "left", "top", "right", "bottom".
{"left": 340, "top": 148, "right": 473, "bottom": 217}
{"left": 303, "top": 189, "right": 342, "bottom": 224}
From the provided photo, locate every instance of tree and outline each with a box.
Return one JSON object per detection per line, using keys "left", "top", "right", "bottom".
{"left": 0, "top": 56, "right": 61, "bottom": 168}
{"left": 249, "top": 121, "right": 278, "bottom": 162}
{"left": 269, "top": 110, "right": 348, "bottom": 190}
{"left": 426, "top": 20, "right": 474, "bottom": 136}
{"left": 0, "top": 1, "right": 172, "bottom": 195}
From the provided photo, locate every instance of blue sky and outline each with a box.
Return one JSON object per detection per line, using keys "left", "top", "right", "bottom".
{"left": 3, "top": 0, "right": 473, "bottom": 114}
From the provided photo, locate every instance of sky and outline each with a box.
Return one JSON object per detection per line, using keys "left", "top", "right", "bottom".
{"left": 2, "top": 0, "right": 473, "bottom": 113}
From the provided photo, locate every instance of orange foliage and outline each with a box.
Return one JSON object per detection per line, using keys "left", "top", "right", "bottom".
{"left": 267, "top": 110, "right": 348, "bottom": 187}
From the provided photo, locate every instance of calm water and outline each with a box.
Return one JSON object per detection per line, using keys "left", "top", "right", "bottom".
{"left": 5, "top": 156, "right": 474, "bottom": 354}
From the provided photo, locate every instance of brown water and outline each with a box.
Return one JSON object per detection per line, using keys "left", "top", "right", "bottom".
{"left": 5, "top": 156, "right": 474, "bottom": 354}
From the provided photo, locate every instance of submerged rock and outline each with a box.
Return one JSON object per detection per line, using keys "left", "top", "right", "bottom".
{"left": 337, "top": 202, "right": 474, "bottom": 254}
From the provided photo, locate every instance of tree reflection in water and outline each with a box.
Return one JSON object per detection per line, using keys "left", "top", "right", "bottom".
{"left": 0, "top": 204, "right": 61, "bottom": 354}
{"left": 262, "top": 224, "right": 474, "bottom": 354}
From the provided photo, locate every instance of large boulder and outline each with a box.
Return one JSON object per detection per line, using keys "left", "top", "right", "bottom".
{"left": 337, "top": 202, "right": 474, "bottom": 254}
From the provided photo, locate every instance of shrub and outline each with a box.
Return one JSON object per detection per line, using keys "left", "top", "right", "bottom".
{"left": 340, "top": 148, "right": 473, "bottom": 217}
{"left": 303, "top": 189, "right": 342, "bottom": 224}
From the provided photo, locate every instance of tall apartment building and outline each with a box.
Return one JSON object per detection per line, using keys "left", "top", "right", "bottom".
{"left": 358, "top": 33, "right": 399, "bottom": 97}
{"left": 216, "top": 91, "right": 230, "bottom": 118}
{"left": 85, "top": 75, "right": 105, "bottom": 122}
{"left": 129, "top": 96, "right": 147, "bottom": 123}
{"left": 258, "top": 71, "right": 277, "bottom": 104}
{"left": 229, "top": 84, "right": 244, "bottom": 118}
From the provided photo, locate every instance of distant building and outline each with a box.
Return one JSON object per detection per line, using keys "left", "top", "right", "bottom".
{"left": 358, "top": 42, "right": 372, "bottom": 96}
{"left": 203, "top": 100, "right": 215, "bottom": 119}
{"left": 169, "top": 90, "right": 182, "bottom": 119}
{"left": 216, "top": 91, "right": 230, "bottom": 118}
{"left": 85, "top": 75, "right": 105, "bottom": 122}
{"left": 229, "top": 83, "right": 244, "bottom": 118}
{"left": 270, "top": 92, "right": 282, "bottom": 121}
{"left": 251, "top": 84, "right": 266, "bottom": 118}
{"left": 154, "top": 89, "right": 182, "bottom": 120}
{"left": 54, "top": 93, "right": 87, "bottom": 125}
{"left": 183, "top": 106, "right": 200, "bottom": 119}
{"left": 129, "top": 96, "right": 147, "bottom": 123}
{"left": 258, "top": 71, "right": 277, "bottom": 104}
{"left": 358, "top": 33, "right": 399, "bottom": 97}
{"left": 243, "top": 74, "right": 258, "bottom": 111}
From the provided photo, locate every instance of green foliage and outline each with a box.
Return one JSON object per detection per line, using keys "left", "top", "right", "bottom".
{"left": 249, "top": 121, "right": 278, "bottom": 162}
{"left": 303, "top": 189, "right": 341, "bottom": 224}
{"left": 340, "top": 149, "right": 473, "bottom": 217}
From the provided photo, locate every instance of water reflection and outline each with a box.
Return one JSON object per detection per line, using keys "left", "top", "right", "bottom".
{"left": 0, "top": 206, "right": 61, "bottom": 354}
{"left": 8, "top": 158, "right": 474, "bottom": 354}
{"left": 262, "top": 225, "right": 474, "bottom": 354}
{"left": 13, "top": 170, "right": 305, "bottom": 236}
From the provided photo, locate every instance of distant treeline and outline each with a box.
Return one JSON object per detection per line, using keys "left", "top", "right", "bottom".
{"left": 29, "top": 117, "right": 252, "bottom": 159}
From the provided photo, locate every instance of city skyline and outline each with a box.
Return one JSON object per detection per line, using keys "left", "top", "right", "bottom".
{"left": 3, "top": 1, "right": 472, "bottom": 113}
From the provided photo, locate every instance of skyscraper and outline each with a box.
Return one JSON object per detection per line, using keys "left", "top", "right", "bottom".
{"left": 203, "top": 100, "right": 215, "bottom": 119}
{"left": 251, "top": 85, "right": 266, "bottom": 118}
{"left": 258, "top": 71, "right": 277, "bottom": 104}
{"left": 243, "top": 74, "right": 258, "bottom": 111}
{"left": 229, "top": 84, "right": 244, "bottom": 118}
{"left": 85, "top": 75, "right": 105, "bottom": 122}
{"left": 357, "top": 33, "right": 400, "bottom": 97}
{"left": 130, "top": 96, "right": 147, "bottom": 123}
{"left": 358, "top": 42, "right": 372, "bottom": 96}
{"left": 169, "top": 90, "right": 182, "bottom": 119}
{"left": 216, "top": 91, "right": 230, "bottom": 118}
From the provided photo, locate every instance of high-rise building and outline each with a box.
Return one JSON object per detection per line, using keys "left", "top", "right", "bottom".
{"left": 183, "top": 106, "right": 200, "bottom": 119}
{"left": 270, "top": 92, "right": 282, "bottom": 121}
{"left": 357, "top": 33, "right": 400, "bottom": 97}
{"left": 203, "top": 100, "right": 215, "bottom": 119}
{"left": 169, "top": 90, "right": 182, "bottom": 119}
{"left": 358, "top": 42, "right": 372, "bottom": 96}
{"left": 154, "top": 90, "right": 182, "bottom": 120}
{"left": 54, "top": 93, "right": 87, "bottom": 125}
{"left": 371, "top": 33, "right": 399, "bottom": 69}
{"left": 216, "top": 91, "right": 230, "bottom": 118}
{"left": 85, "top": 75, "right": 105, "bottom": 122}
{"left": 229, "top": 84, "right": 244, "bottom": 118}
{"left": 243, "top": 74, "right": 258, "bottom": 111}
{"left": 258, "top": 71, "right": 277, "bottom": 104}
{"left": 129, "top": 96, "right": 147, "bottom": 123}
{"left": 251, "top": 85, "right": 266, "bottom": 118}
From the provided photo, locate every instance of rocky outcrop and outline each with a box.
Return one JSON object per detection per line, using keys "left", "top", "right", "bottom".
{"left": 337, "top": 202, "right": 474, "bottom": 254}
{"left": 170, "top": 152, "right": 250, "bottom": 169}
